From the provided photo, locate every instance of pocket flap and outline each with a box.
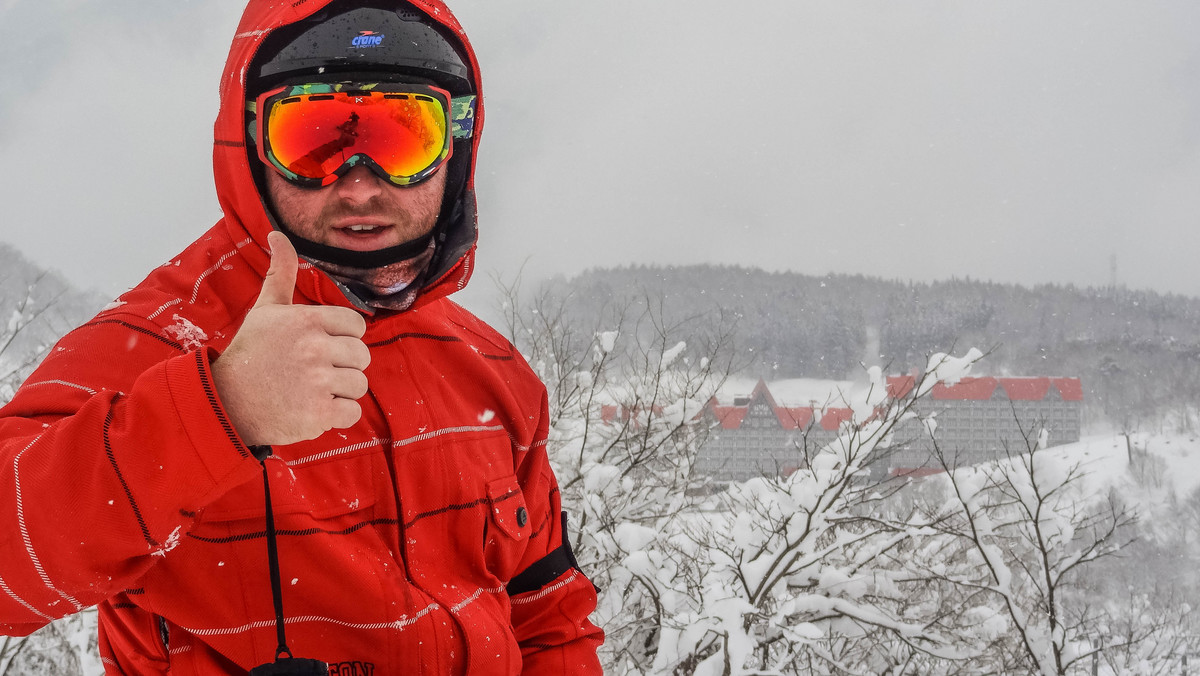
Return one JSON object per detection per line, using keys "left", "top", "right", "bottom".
{"left": 486, "top": 477, "right": 529, "bottom": 541}
{"left": 201, "top": 455, "right": 377, "bottom": 521}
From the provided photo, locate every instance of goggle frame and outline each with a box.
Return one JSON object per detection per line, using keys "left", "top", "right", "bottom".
{"left": 249, "top": 82, "right": 477, "bottom": 188}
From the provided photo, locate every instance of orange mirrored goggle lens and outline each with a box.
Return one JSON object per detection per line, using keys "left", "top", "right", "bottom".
{"left": 260, "top": 86, "right": 451, "bottom": 186}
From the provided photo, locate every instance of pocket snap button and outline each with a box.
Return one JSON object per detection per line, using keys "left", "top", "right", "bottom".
{"left": 516, "top": 507, "right": 529, "bottom": 527}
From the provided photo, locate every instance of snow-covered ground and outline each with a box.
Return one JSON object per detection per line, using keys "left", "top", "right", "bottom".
{"left": 1046, "top": 431, "right": 1200, "bottom": 507}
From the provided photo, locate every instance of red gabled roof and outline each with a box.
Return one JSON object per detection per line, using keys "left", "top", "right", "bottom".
{"left": 888, "top": 375, "right": 1083, "bottom": 402}
{"left": 887, "top": 375, "right": 916, "bottom": 399}
{"left": 712, "top": 406, "right": 748, "bottom": 430}
{"left": 1052, "top": 378, "right": 1084, "bottom": 401}
{"left": 932, "top": 376, "right": 1085, "bottom": 402}
{"left": 932, "top": 377, "right": 999, "bottom": 400}
{"left": 749, "top": 379, "right": 781, "bottom": 409}
{"left": 698, "top": 380, "right": 854, "bottom": 433}
{"left": 698, "top": 375, "right": 1081, "bottom": 432}
{"left": 818, "top": 407, "right": 853, "bottom": 431}
{"left": 776, "top": 407, "right": 815, "bottom": 430}
{"left": 999, "top": 378, "right": 1052, "bottom": 401}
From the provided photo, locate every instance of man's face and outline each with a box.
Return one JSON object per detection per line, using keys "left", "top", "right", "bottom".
{"left": 265, "top": 164, "right": 447, "bottom": 251}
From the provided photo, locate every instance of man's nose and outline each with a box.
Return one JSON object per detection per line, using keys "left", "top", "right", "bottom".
{"left": 334, "top": 164, "right": 386, "bottom": 203}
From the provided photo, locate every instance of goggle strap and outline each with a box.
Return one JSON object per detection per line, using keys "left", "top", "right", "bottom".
{"left": 451, "top": 95, "right": 476, "bottom": 140}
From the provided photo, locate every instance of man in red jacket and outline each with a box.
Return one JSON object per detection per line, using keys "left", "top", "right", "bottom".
{"left": 0, "top": 1, "right": 604, "bottom": 673}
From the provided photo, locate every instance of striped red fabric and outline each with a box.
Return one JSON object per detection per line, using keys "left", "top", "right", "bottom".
{"left": 0, "top": 0, "right": 602, "bottom": 672}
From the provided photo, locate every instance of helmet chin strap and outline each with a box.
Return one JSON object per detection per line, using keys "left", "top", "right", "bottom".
{"left": 306, "top": 237, "right": 438, "bottom": 313}
{"left": 276, "top": 226, "right": 436, "bottom": 270}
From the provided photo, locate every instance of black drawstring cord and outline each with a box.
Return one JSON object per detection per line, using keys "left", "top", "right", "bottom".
{"left": 249, "top": 452, "right": 329, "bottom": 676}
{"left": 261, "top": 458, "right": 293, "bottom": 661}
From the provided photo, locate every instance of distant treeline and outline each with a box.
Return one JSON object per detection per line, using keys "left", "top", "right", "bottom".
{"left": 544, "top": 265, "right": 1200, "bottom": 428}
{"left": 7, "top": 243, "right": 1197, "bottom": 430}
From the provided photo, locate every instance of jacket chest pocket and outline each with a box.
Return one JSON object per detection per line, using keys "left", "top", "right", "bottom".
{"left": 190, "top": 453, "right": 383, "bottom": 554}
{"left": 483, "top": 476, "right": 531, "bottom": 582}
{"left": 199, "top": 454, "right": 380, "bottom": 520}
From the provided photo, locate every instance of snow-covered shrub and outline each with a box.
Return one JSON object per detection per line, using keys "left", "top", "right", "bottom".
{"left": 501, "top": 285, "right": 1013, "bottom": 673}
{"left": 500, "top": 278, "right": 1183, "bottom": 675}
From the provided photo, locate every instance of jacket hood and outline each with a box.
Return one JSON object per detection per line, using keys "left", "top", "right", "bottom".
{"left": 213, "top": 0, "right": 484, "bottom": 311}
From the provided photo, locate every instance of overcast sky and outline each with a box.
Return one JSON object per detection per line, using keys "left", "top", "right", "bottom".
{"left": 1, "top": 0, "right": 1198, "bottom": 310}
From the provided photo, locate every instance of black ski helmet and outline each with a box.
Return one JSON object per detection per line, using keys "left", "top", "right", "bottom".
{"left": 249, "top": 1, "right": 473, "bottom": 97}
{"left": 245, "top": 0, "right": 479, "bottom": 285}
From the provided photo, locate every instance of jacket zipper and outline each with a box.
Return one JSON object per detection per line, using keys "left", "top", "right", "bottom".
{"left": 158, "top": 615, "right": 170, "bottom": 661}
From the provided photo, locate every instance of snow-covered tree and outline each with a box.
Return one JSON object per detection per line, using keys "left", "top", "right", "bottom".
{"left": 0, "top": 271, "right": 60, "bottom": 401}
{"left": 0, "top": 245, "right": 104, "bottom": 403}
{"left": 501, "top": 282, "right": 1010, "bottom": 674}
{"left": 625, "top": 353, "right": 992, "bottom": 675}
{"left": 919, "top": 412, "right": 1139, "bottom": 675}
{"left": 499, "top": 281, "right": 741, "bottom": 671}
{"left": 0, "top": 608, "right": 94, "bottom": 675}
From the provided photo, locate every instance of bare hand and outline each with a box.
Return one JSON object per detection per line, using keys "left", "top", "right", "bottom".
{"left": 212, "top": 231, "right": 371, "bottom": 447}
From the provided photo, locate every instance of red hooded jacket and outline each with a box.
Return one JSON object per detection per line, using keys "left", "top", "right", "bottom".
{"left": 0, "top": 1, "right": 604, "bottom": 673}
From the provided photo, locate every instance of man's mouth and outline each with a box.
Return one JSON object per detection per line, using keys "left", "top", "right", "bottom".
{"left": 336, "top": 221, "right": 393, "bottom": 236}
{"left": 329, "top": 222, "right": 398, "bottom": 250}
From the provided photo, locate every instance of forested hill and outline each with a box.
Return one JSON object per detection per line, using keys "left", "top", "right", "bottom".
{"left": 545, "top": 265, "right": 1200, "bottom": 425}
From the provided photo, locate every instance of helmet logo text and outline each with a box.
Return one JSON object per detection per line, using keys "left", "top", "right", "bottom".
{"left": 352, "top": 31, "right": 385, "bottom": 48}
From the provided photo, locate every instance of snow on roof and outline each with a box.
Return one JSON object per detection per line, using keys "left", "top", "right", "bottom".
{"left": 717, "top": 376, "right": 854, "bottom": 407}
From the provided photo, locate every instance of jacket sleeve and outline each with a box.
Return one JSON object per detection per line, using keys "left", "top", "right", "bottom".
{"left": 0, "top": 315, "right": 262, "bottom": 635}
{"left": 506, "top": 393, "right": 604, "bottom": 674}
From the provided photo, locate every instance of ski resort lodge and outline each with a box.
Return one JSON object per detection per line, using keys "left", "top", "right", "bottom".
{"left": 693, "top": 376, "right": 1083, "bottom": 485}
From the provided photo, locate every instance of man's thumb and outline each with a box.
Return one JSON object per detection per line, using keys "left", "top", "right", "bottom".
{"left": 256, "top": 231, "right": 298, "bottom": 307}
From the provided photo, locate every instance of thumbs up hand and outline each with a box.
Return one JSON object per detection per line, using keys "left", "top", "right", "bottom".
{"left": 212, "top": 231, "right": 371, "bottom": 447}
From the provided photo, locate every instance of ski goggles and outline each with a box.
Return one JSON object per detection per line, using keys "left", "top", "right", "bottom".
{"left": 249, "top": 82, "right": 477, "bottom": 188}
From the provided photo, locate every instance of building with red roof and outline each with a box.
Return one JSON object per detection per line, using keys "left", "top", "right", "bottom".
{"left": 694, "top": 380, "right": 857, "bottom": 484}
{"left": 885, "top": 375, "right": 1083, "bottom": 477}
{"left": 694, "top": 375, "right": 1083, "bottom": 485}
